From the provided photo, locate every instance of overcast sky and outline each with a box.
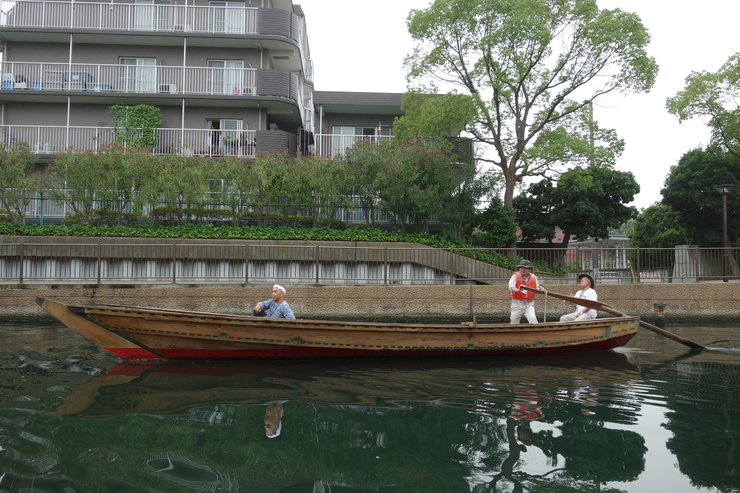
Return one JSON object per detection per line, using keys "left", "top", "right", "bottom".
{"left": 297, "top": 0, "right": 739, "bottom": 210}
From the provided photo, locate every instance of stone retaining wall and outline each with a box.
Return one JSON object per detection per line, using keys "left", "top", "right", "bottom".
{"left": 3, "top": 282, "right": 739, "bottom": 322}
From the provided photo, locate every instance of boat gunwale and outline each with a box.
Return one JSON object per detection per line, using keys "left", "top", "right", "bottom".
{"left": 71, "top": 303, "right": 641, "bottom": 334}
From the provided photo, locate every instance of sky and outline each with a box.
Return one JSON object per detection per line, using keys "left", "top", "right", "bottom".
{"left": 297, "top": 0, "right": 740, "bottom": 210}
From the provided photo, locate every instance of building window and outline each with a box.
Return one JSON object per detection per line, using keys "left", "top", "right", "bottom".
{"left": 209, "top": 1, "right": 245, "bottom": 33}
{"left": 207, "top": 60, "right": 245, "bottom": 95}
{"left": 331, "top": 126, "right": 377, "bottom": 155}
{"left": 119, "top": 58, "right": 156, "bottom": 93}
{"left": 135, "top": 0, "right": 171, "bottom": 31}
{"left": 207, "top": 119, "right": 244, "bottom": 153}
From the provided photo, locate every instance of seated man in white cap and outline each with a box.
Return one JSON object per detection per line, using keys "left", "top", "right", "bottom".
{"left": 559, "top": 274, "right": 598, "bottom": 322}
{"left": 253, "top": 284, "right": 295, "bottom": 319}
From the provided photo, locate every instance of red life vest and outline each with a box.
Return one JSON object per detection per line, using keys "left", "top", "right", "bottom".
{"left": 510, "top": 272, "right": 537, "bottom": 300}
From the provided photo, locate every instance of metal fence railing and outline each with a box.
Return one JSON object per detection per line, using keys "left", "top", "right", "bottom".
{"left": 0, "top": 127, "right": 399, "bottom": 159}
{"left": 0, "top": 242, "right": 737, "bottom": 285}
{"left": 1, "top": 1, "right": 261, "bottom": 35}
{"left": 7, "top": 191, "right": 405, "bottom": 226}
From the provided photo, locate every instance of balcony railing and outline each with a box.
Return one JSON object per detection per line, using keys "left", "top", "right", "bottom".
{"left": 313, "top": 134, "right": 395, "bottom": 157}
{"left": 2, "top": 125, "right": 257, "bottom": 157}
{"left": 1, "top": 126, "right": 396, "bottom": 158}
{"left": 1, "top": 1, "right": 260, "bottom": 35}
{"left": 0, "top": 61, "right": 261, "bottom": 96}
{"left": 0, "top": 126, "right": 477, "bottom": 161}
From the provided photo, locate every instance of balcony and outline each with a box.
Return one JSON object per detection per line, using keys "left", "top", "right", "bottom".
{"left": 311, "top": 135, "right": 474, "bottom": 164}
{"left": 0, "top": 1, "right": 312, "bottom": 81}
{"left": 0, "top": 61, "right": 264, "bottom": 97}
{"left": 3, "top": 125, "right": 259, "bottom": 158}
{"left": 1, "top": 1, "right": 261, "bottom": 35}
{"left": 313, "top": 134, "right": 395, "bottom": 157}
{"left": 0, "top": 125, "right": 404, "bottom": 158}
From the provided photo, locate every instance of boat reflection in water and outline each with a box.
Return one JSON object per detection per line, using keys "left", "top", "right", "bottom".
{"left": 35, "top": 352, "right": 649, "bottom": 492}
{"left": 49, "top": 351, "right": 639, "bottom": 417}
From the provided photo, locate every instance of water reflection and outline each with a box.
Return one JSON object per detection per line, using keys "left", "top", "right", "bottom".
{"left": 46, "top": 352, "right": 638, "bottom": 415}
{"left": 0, "top": 323, "right": 739, "bottom": 492}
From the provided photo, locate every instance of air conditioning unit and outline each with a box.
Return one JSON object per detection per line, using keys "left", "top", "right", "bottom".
{"left": 158, "top": 84, "right": 177, "bottom": 94}
{"left": 174, "top": 24, "right": 191, "bottom": 31}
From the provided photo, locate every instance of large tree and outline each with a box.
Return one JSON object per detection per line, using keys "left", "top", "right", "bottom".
{"left": 514, "top": 166, "right": 640, "bottom": 249}
{"left": 405, "top": 0, "right": 658, "bottom": 207}
{"left": 661, "top": 148, "right": 740, "bottom": 246}
{"left": 666, "top": 52, "right": 740, "bottom": 159}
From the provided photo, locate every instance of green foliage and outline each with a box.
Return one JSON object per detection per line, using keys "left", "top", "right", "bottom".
{"left": 343, "top": 139, "right": 388, "bottom": 225}
{"left": 0, "top": 208, "right": 14, "bottom": 223}
{"left": 62, "top": 210, "right": 141, "bottom": 226}
{"left": 661, "top": 148, "right": 740, "bottom": 246}
{"left": 214, "top": 154, "right": 260, "bottom": 226}
{"left": 109, "top": 104, "right": 162, "bottom": 149}
{"left": 628, "top": 203, "right": 688, "bottom": 248}
{"left": 286, "top": 153, "right": 350, "bottom": 227}
{"left": 439, "top": 165, "right": 498, "bottom": 243}
{"left": 474, "top": 198, "right": 517, "bottom": 247}
{"left": 0, "top": 223, "right": 516, "bottom": 270}
{"left": 27, "top": 142, "right": 490, "bottom": 238}
{"left": 250, "top": 150, "right": 293, "bottom": 218}
{"left": 0, "top": 141, "right": 39, "bottom": 223}
{"left": 344, "top": 139, "right": 462, "bottom": 233}
{"left": 514, "top": 166, "right": 640, "bottom": 248}
{"left": 46, "top": 147, "right": 106, "bottom": 223}
{"left": 394, "top": 91, "right": 477, "bottom": 149}
{"left": 405, "top": 0, "right": 658, "bottom": 207}
{"left": 159, "top": 154, "right": 219, "bottom": 225}
{"left": 666, "top": 52, "right": 740, "bottom": 158}
{"left": 528, "top": 104, "right": 626, "bottom": 172}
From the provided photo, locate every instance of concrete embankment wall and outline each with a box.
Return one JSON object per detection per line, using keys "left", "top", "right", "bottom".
{"left": 3, "top": 282, "right": 740, "bottom": 323}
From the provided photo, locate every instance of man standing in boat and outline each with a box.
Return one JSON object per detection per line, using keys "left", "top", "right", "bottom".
{"left": 559, "top": 274, "right": 598, "bottom": 322}
{"left": 508, "top": 260, "right": 543, "bottom": 324}
{"left": 253, "top": 284, "right": 296, "bottom": 319}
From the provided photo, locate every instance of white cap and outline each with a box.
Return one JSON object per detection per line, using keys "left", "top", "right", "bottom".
{"left": 266, "top": 421, "right": 282, "bottom": 438}
{"left": 273, "top": 284, "right": 286, "bottom": 294}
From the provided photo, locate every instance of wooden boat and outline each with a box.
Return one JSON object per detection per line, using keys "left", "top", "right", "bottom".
{"left": 36, "top": 297, "right": 640, "bottom": 360}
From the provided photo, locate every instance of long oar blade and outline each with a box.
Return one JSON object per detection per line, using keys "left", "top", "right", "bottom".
{"left": 520, "top": 286, "right": 705, "bottom": 350}
{"left": 521, "top": 286, "right": 614, "bottom": 311}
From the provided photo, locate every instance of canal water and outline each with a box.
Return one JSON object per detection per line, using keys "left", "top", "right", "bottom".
{"left": 1, "top": 321, "right": 739, "bottom": 492}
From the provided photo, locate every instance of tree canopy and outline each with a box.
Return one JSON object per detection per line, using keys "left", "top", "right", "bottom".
{"left": 405, "top": 0, "right": 658, "bottom": 207}
{"left": 627, "top": 203, "right": 688, "bottom": 249}
{"left": 661, "top": 148, "right": 739, "bottom": 246}
{"left": 666, "top": 52, "right": 740, "bottom": 159}
{"left": 514, "top": 166, "right": 640, "bottom": 249}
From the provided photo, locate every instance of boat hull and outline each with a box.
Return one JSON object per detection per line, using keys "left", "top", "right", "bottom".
{"left": 36, "top": 297, "right": 639, "bottom": 360}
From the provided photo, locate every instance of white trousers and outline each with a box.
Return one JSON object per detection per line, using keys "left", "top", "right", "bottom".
{"left": 510, "top": 300, "right": 538, "bottom": 324}
{"left": 559, "top": 312, "right": 597, "bottom": 322}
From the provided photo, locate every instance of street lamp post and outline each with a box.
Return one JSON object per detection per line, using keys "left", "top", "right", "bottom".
{"left": 715, "top": 184, "right": 735, "bottom": 282}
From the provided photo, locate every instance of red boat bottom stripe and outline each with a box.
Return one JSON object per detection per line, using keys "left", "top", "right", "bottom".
{"left": 105, "top": 333, "right": 637, "bottom": 360}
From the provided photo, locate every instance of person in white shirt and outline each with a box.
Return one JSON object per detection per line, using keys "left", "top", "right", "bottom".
{"left": 559, "top": 274, "right": 598, "bottom": 322}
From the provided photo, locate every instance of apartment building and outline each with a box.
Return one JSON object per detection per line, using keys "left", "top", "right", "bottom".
{"left": 0, "top": 0, "right": 321, "bottom": 159}
{"left": 0, "top": 0, "right": 463, "bottom": 163}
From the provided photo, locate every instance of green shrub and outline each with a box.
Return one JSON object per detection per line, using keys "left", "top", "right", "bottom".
{"left": 0, "top": 208, "right": 13, "bottom": 223}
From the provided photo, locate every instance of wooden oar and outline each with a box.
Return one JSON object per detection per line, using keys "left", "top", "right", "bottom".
{"left": 520, "top": 286, "right": 705, "bottom": 350}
